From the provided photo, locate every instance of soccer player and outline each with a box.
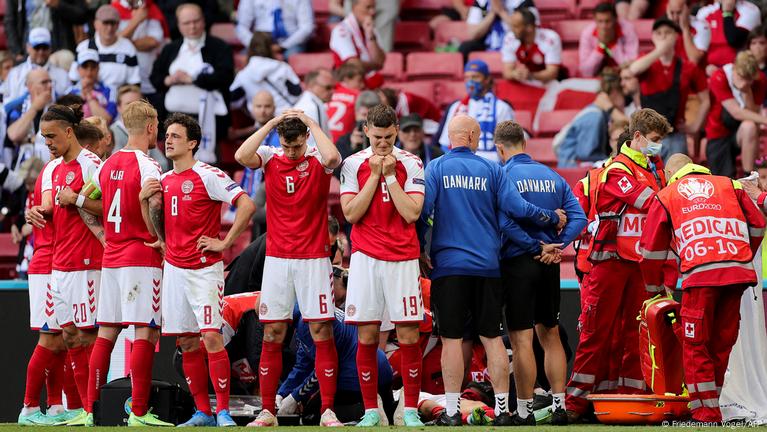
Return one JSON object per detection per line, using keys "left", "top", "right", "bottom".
{"left": 234, "top": 109, "right": 343, "bottom": 427}
{"left": 68, "top": 100, "right": 172, "bottom": 426}
{"left": 339, "top": 104, "right": 425, "bottom": 427}
{"left": 140, "top": 113, "right": 255, "bottom": 427}
{"left": 26, "top": 105, "right": 104, "bottom": 426}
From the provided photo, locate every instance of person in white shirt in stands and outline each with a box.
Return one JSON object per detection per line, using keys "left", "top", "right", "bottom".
{"left": 330, "top": 0, "right": 385, "bottom": 89}
{"left": 112, "top": 0, "right": 167, "bottom": 98}
{"left": 501, "top": 8, "right": 562, "bottom": 85}
{"left": 458, "top": 0, "right": 539, "bottom": 61}
{"left": 71, "top": 5, "right": 142, "bottom": 96}
{"left": 293, "top": 68, "right": 334, "bottom": 148}
{"left": 2, "top": 28, "right": 70, "bottom": 103}
{"left": 436, "top": 60, "right": 514, "bottom": 161}
{"left": 235, "top": 0, "right": 314, "bottom": 60}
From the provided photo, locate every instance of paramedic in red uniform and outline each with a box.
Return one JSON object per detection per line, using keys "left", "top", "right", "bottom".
{"left": 639, "top": 153, "right": 765, "bottom": 424}
{"left": 565, "top": 109, "right": 675, "bottom": 421}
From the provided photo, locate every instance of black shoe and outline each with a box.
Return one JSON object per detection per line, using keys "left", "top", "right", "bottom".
{"left": 493, "top": 412, "right": 512, "bottom": 426}
{"left": 551, "top": 408, "right": 568, "bottom": 426}
{"left": 532, "top": 394, "right": 553, "bottom": 411}
{"left": 510, "top": 413, "right": 536, "bottom": 426}
{"left": 434, "top": 412, "right": 462, "bottom": 426}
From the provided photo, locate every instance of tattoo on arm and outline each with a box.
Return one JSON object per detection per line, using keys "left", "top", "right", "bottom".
{"left": 149, "top": 206, "right": 165, "bottom": 242}
{"left": 78, "top": 208, "right": 105, "bottom": 242}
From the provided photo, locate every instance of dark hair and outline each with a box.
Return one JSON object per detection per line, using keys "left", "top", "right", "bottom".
{"left": 328, "top": 215, "right": 340, "bottom": 235}
{"left": 276, "top": 117, "right": 309, "bottom": 143}
{"left": 515, "top": 7, "right": 536, "bottom": 26}
{"left": 366, "top": 104, "right": 398, "bottom": 128}
{"left": 494, "top": 121, "right": 525, "bottom": 147}
{"left": 600, "top": 69, "right": 621, "bottom": 94}
{"left": 748, "top": 25, "right": 767, "bottom": 46}
{"left": 41, "top": 104, "right": 85, "bottom": 132}
{"left": 334, "top": 62, "right": 365, "bottom": 82}
{"left": 56, "top": 94, "right": 85, "bottom": 109}
{"left": 75, "top": 122, "right": 104, "bottom": 146}
{"left": 378, "top": 88, "right": 398, "bottom": 107}
{"left": 305, "top": 68, "right": 330, "bottom": 86}
{"left": 248, "top": 31, "right": 274, "bottom": 59}
{"left": 594, "top": 2, "right": 617, "bottom": 17}
{"left": 164, "top": 112, "right": 202, "bottom": 152}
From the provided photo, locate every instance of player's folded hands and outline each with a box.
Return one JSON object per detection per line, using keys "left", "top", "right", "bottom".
{"left": 26, "top": 205, "right": 47, "bottom": 229}
{"left": 57, "top": 186, "right": 78, "bottom": 206}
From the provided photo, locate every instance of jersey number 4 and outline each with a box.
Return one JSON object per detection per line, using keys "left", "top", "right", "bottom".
{"left": 107, "top": 188, "right": 123, "bottom": 233}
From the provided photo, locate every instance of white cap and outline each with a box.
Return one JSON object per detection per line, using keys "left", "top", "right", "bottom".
{"left": 77, "top": 49, "right": 100, "bottom": 66}
{"left": 28, "top": 28, "right": 52, "bottom": 47}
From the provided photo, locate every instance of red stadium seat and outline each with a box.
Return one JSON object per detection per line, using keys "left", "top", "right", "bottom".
{"left": 312, "top": 0, "right": 331, "bottom": 21}
{"left": 468, "top": 51, "right": 503, "bottom": 78}
{"left": 394, "top": 21, "right": 433, "bottom": 52}
{"left": 308, "top": 23, "right": 336, "bottom": 51}
{"left": 515, "top": 110, "right": 533, "bottom": 133}
{"left": 496, "top": 80, "right": 546, "bottom": 114}
{"left": 525, "top": 138, "right": 557, "bottom": 166}
{"left": 551, "top": 20, "right": 592, "bottom": 49}
{"left": 0, "top": 233, "right": 18, "bottom": 279}
{"left": 536, "top": 109, "right": 580, "bottom": 137}
{"left": 400, "top": 0, "right": 450, "bottom": 19}
{"left": 536, "top": 0, "right": 576, "bottom": 23}
{"left": 555, "top": 166, "right": 590, "bottom": 188}
{"left": 560, "top": 49, "right": 580, "bottom": 77}
{"left": 634, "top": 19, "right": 654, "bottom": 51}
{"left": 387, "top": 80, "right": 435, "bottom": 101}
{"left": 210, "top": 23, "right": 242, "bottom": 49}
{"left": 435, "top": 80, "right": 465, "bottom": 108}
{"left": 576, "top": 0, "right": 604, "bottom": 18}
{"left": 434, "top": 21, "right": 470, "bottom": 46}
{"left": 381, "top": 52, "right": 404, "bottom": 81}
{"left": 553, "top": 88, "right": 595, "bottom": 110}
{"left": 405, "top": 52, "right": 463, "bottom": 80}
{"left": 0, "top": 26, "right": 6, "bottom": 50}
{"left": 288, "top": 52, "right": 335, "bottom": 78}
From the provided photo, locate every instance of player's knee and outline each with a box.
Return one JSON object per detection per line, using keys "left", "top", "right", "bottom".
{"left": 739, "top": 120, "right": 759, "bottom": 138}
{"left": 79, "top": 330, "right": 97, "bottom": 347}
{"left": 135, "top": 326, "right": 160, "bottom": 345}
{"left": 177, "top": 335, "right": 201, "bottom": 352}
{"left": 308, "top": 321, "right": 333, "bottom": 341}
{"left": 535, "top": 324, "right": 560, "bottom": 345}
{"left": 62, "top": 328, "right": 79, "bottom": 348}
{"left": 201, "top": 331, "right": 224, "bottom": 352}
{"left": 39, "top": 332, "right": 65, "bottom": 352}
{"left": 357, "top": 326, "right": 379, "bottom": 345}
{"left": 263, "top": 322, "right": 288, "bottom": 343}
{"left": 395, "top": 323, "right": 420, "bottom": 344}
{"left": 508, "top": 329, "right": 534, "bottom": 349}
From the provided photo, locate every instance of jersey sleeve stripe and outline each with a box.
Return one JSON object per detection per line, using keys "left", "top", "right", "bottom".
{"left": 230, "top": 190, "right": 246, "bottom": 205}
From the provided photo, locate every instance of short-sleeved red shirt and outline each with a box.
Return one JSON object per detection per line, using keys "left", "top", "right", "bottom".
{"left": 638, "top": 56, "right": 707, "bottom": 126}
{"left": 705, "top": 66, "right": 767, "bottom": 140}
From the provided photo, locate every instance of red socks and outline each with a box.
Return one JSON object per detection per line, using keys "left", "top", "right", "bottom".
{"left": 207, "top": 350, "right": 231, "bottom": 412}
{"left": 64, "top": 351, "right": 83, "bottom": 409}
{"left": 259, "top": 341, "right": 283, "bottom": 414}
{"left": 68, "top": 345, "right": 92, "bottom": 411}
{"left": 314, "top": 339, "right": 338, "bottom": 412}
{"left": 46, "top": 350, "right": 66, "bottom": 406}
{"left": 399, "top": 342, "right": 422, "bottom": 409}
{"left": 87, "top": 337, "right": 114, "bottom": 413}
{"left": 182, "top": 349, "right": 212, "bottom": 416}
{"left": 24, "top": 345, "right": 55, "bottom": 407}
{"left": 130, "top": 339, "right": 156, "bottom": 417}
{"left": 356, "top": 342, "right": 379, "bottom": 410}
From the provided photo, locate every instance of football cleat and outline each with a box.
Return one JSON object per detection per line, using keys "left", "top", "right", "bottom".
{"left": 177, "top": 410, "right": 216, "bottom": 427}
{"left": 246, "top": 409, "right": 278, "bottom": 427}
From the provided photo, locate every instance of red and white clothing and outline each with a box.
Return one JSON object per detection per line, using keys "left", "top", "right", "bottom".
{"left": 676, "top": 16, "right": 711, "bottom": 64}
{"left": 697, "top": 1, "right": 761, "bottom": 68}
{"left": 162, "top": 261, "right": 225, "bottom": 334}
{"left": 256, "top": 145, "right": 335, "bottom": 322}
{"left": 501, "top": 28, "right": 562, "bottom": 74}
{"left": 638, "top": 56, "right": 708, "bottom": 126}
{"left": 222, "top": 292, "right": 260, "bottom": 345}
{"left": 579, "top": 19, "right": 639, "bottom": 78}
{"left": 393, "top": 91, "right": 442, "bottom": 134}
{"left": 327, "top": 84, "right": 359, "bottom": 143}
{"left": 705, "top": 65, "right": 767, "bottom": 140}
{"left": 330, "top": 13, "right": 383, "bottom": 88}
{"left": 90, "top": 149, "right": 164, "bottom": 326}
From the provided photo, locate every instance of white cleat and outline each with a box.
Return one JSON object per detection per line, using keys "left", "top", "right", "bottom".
{"left": 246, "top": 409, "right": 278, "bottom": 427}
{"left": 320, "top": 409, "right": 344, "bottom": 427}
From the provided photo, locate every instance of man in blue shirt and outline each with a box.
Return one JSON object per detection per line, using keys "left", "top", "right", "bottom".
{"left": 419, "top": 114, "right": 566, "bottom": 426}
{"left": 495, "top": 120, "right": 587, "bottom": 425}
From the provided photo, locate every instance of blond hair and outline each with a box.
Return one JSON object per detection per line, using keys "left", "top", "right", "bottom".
{"left": 122, "top": 100, "right": 158, "bottom": 135}
{"left": 735, "top": 51, "right": 760, "bottom": 80}
{"left": 629, "top": 108, "right": 672, "bottom": 138}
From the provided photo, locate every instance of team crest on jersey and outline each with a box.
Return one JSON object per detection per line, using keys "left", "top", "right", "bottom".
{"left": 346, "top": 304, "right": 356, "bottom": 317}
{"left": 296, "top": 160, "right": 309, "bottom": 172}
{"left": 65, "top": 171, "right": 75, "bottom": 185}
{"left": 181, "top": 180, "right": 194, "bottom": 194}
{"left": 677, "top": 177, "right": 714, "bottom": 201}
{"left": 259, "top": 302, "right": 268, "bottom": 316}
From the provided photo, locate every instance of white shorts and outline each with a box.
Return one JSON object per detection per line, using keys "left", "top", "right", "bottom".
{"left": 259, "top": 256, "right": 335, "bottom": 322}
{"left": 161, "top": 261, "right": 224, "bottom": 335}
{"left": 28, "top": 273, "right": 61, "bottom": 332}
{"left": 50, "top": 269, "right": 101, "bottom": 329}
{"left": 97, "top": 267, "right": 162, "bottom": 328}
{"left": 344, "top": 252, "right": 423, "bottom": 325}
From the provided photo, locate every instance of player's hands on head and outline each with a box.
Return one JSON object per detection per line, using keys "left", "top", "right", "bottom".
{"left": 57, "top": 187, "right": 79, "bottom": 206}
{"left": 277, "top": 394, "right": 299, "bottom": 415}
{"left": 382, "top": 155, "right": 397, "bottom": 177}
{"left": 26, "top": 205, "right": 48, "bottom": 228}
{"left": 140, "top": 179, "right": 162, "bottom": 201}
{"left": 282, "top": 109, "right": 313, "bottom": 127}
{"left": 555, "top": 209, "right": 567, "bottom": 229}
{"left": 197, "top": 235, "right": 227, "bottom": 253}
{"left": 368, "top": 154, "right": 384, "bottom": 177}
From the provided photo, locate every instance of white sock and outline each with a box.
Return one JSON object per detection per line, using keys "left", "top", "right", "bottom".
{"left": 445, "top": 393, "right": 460, "bottom": 416}
{"left": 516, "top": 398, "right": 533, "bottom": 419}
{"left": 47, "top": 404, "right": 65, "bottom": 416}
{"left": 552, "top": 393, "right": 565, "bottom": 410}
{"left": 494, "top": 392, "right": 509, "bottom": 415}
{"left": 20, "top": 406, "right": 40, "bottom": 416}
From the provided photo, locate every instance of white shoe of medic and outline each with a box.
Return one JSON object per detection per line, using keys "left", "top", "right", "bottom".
{"left": 247, "top": 409, "right": 278, "bottom": 427}
{"left": 320, "top": 409, "right": 344, "bottom": 427}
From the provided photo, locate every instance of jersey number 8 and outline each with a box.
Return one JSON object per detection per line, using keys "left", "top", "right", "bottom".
{"left": 171, "top": 196, "right": 178, "bottom": 216}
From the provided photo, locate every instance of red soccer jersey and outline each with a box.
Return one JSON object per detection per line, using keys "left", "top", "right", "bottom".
{"left": 27, "top": 160, "right": 58, "bottom": 275}
{"left": 697, "top": 1, "right": 761, "bottom": 67}
{"left": 161, "top": 161, "right": 245, "bottom": 269}
{"left": 257, "top": 145, "right": 332, "bottom": 259}
{"left": 222, "top": 291, "right": 260, "bottom": 339}
{"left": 92, "top": 149, "right": 163, "bottom": 268}
{"left": 638, "top": 56, "right": 707, "bottom": 126}
{"left": 339, "top": 147, "right": 425, "bottom": 261}
{"left": 327, "top": 84, "right": 359, "bottom": 143}
{"left": 396, "top": 91, "right": 442, "bottom": 123}
{"left": 45, "top": 149, "right": 104, "bottom": 271}
{"left": 705, "top": 66, "right": 767, "bottom": 140}
{"left": 501, "top": 28, "right": 562, "bottom": 73}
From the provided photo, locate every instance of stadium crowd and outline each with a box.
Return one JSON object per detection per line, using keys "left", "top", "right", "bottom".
{"left": 2, "top": 0, "right": 767, "bottom": 428}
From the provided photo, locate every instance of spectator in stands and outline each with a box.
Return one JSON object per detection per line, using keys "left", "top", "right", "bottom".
{"left": 293, "top": 68, "right": 334, "bottom": 147}
{"left": 697, "top": 0, "right": 761, "bottom": 72}
{"left": 0, "top": 52, "right": 14, "bottom": 87}
{"left": 330, "top": 0, "right": 385, "bottom": 89}
{"left": 75, "top": 121, "right": 107, "bottom": 159}
{"left": 620, "top": 64, "right": 640, "bottom": 116}
{"left": 459, "top": 0, "right": 540, "bottom": 62}
{"left": 706, "top": 51, "right": 767, "bottom": 178}
{"left": 615, "top": 0, "right": 648, "bottom": 20}
{"left": 84, "top": 116, "right": 115, "bottom": 159}
{"left": 377, "top": 87, "right": 442, "bottom": 134}
{"left": 2, "top": 28, "right": 70, "bottom": 103}
{"left": 579, "top": 2, "right": 638, "bottom": 78}
{"left": 501, "top": 8, "right": 562, "bottom": 84}
{"left": 109, "top": 83, "right": 169, "bottom": 167}
{"left": 397, "top": 114, "right": 443, "bottom": 166}
{"left": 235, "top": 0, "right": 314, "bottom": 59}
{"left": 150, "top": 2, "right": 234, "bottom": 162}
{"left": 749, "top": 27, "right": 767, "bottom": 76}
{"left": 112, "top": 0, "right": 168, "bottom": 100}
{"left": 48, "top": 49, "right": 75, "bottom": 73}
{"left": 73, "top": 5, "right": 142, "bottom": 94}
{"left": 436, "top": 59, "right": 515, "bottom": 161}
{"left": 229, "top": 91, "right": 280, "bottom": 145}
{"left": 328, "top": 63, "right": 367, "bottom": 143}
{"left": 5, "top": 69, "right": 53, "bottom": 165}
{"left": 230, "top": 32, "right": 302, "bottom": 118}
{"left": 608, "top": 117, "right": 630, "bottom": 156}
{"left": 665, "top": 0, "right": 710, "bottom": 65}
{"left": 328, "top": 0, "right": 400, "bottom": 53}
{"left": 3, "top": 0, "right": 87, "bottom": 62}
{"left": 627, "top": 17, "right": 710, "bottom": 160}
{"left": 156, "top": 0, "right": 228, "bottom": 40}
{"left": 66, "top": 50, "right": 118, "bottom": 123}
{"left": 335, "top": 90, "right": 380, "bottom": 161}
{"left": 429, "top": 0, "right": 473, "bottom": 31}
{"left": 556, "top": 71, "right": 628, "bottom": 167}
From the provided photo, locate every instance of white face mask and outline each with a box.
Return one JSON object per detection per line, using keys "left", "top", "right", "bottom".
{"left": 641, "top": 135, "right": 662, "bottom": 156}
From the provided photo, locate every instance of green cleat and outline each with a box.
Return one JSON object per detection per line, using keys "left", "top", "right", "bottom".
{"left": 18, "top": 410, "right": 52, "bottom": 426}
{"left": 50, "top": 408, "right": 84, "bottom": 425}
{"left": 63, "top": 409, "right": 91, "bottom": 426}
{"left": 403, "top": 409, "right": 424, "bottom": 426}
{"left": 467, "top": 406, "right": 492, "bottom": 426}
{"left": 356, "top": 410, "right": 381, "bottom": 427}
{"left": 534, "top": 407, "right": 553, "bottom": 424}
{"left": 128, "top": 409, "right": 174, "bottom": 427}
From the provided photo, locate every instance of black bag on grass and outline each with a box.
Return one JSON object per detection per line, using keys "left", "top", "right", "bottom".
{"left": 95, "top": 377, "right": 194, "bottom": 426}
